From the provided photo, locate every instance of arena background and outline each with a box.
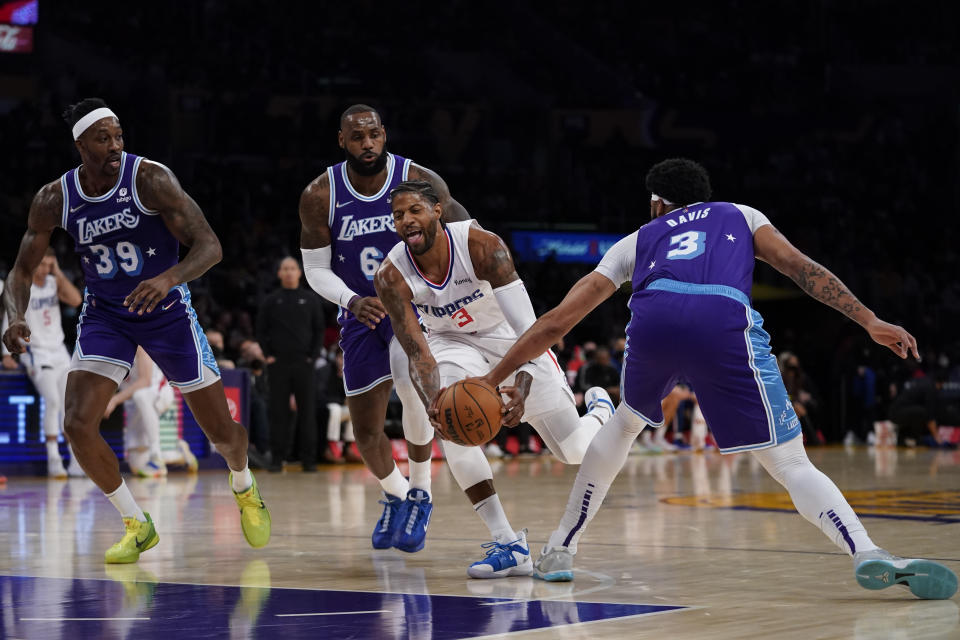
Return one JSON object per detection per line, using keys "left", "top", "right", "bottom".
{"left": 1, "top": 0, "right": 958, "bottom": 446}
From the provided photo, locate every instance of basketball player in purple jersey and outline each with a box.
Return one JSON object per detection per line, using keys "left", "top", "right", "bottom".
{"left": 299, "top": 105, "right": 470, "bottom": 552}
{"left": 2, "top": 99, "right": 271, "bottom": 563}
{"left": 474, "top": 159, "right": 957, "bottom": 598}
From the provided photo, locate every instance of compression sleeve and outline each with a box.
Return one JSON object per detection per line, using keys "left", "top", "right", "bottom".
{"left": 301, "top": 246, "right": 360, "bottom": 308}
{"left": 493, "top": 279, "right": 540, "bottom": 380}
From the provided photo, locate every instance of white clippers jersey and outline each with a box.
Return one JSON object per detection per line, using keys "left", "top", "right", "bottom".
{"left": 123, "top": 357, "right": 165, "bottom": 392}
{"left": 24, "top": 276, "right": 66, "bottom": 353}
{"left": 387, "top": 221, "right": 515, "bottom": 340}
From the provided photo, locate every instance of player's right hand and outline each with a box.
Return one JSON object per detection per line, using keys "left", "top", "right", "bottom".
{"left": 348, "top": 296, "right": 387, "bottom": 330}
{"left": 2, "top": 321, "right": 31, "bottom": 355}
{"left": 865, "top": 318, "right": 920, "bottom": 360}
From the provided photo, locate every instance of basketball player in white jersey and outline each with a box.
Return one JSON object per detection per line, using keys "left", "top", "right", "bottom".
{"left": 375, "top": 181, "right": 614, "bottom": 578}
{"left": 1, "top": 248, "right": 84, "bottom": 478}
{"left": 105, "top": 347, "right": 196, "bottom": 477}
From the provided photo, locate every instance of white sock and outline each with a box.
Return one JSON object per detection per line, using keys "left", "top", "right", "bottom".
{"left": 473, "top": 494, "right": 515, "bottom": 543}
{"left": 379, "top": 465, "right": 409, "bottom": 499}
{"left": 548, "top": 406, "right": 644, "bottom": 553}
{"left": 231, "top": 461, "right": 253, "bottom": 493}
{"left": 753, "top": 437, "right": 877, "bottom": 556}
{"left": 105, "top": 479, "right": 146, "bottom": 522}
{"left": 408, "top": 458, "right": 432, "bottom": 493}
{"left": 46, "top": 439, "right": 60, "bottom": 461}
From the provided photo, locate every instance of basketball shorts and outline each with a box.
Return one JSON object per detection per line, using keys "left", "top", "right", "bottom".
{"left": 71, "top": 285, "right": 220, "bottom": 391}
{"left": 338, "top": 314, "right": 395, "bottom": 396}
{"left": 24, "top": 344, "right": 71, "bottom": 380}
{"left": 622, "top": 279, "right": 800, "bottom": 453}
{"left": 428, "top": 332, "right": 574, "bottom": 422}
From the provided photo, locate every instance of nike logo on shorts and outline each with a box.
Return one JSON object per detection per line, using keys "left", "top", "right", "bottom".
{"left": 161, "top": 301, "right": 176, "bottom": 311}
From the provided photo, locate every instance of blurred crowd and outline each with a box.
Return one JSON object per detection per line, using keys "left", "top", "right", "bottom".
{"left": 1, "top": 2, "right": 959, "bottom": 463}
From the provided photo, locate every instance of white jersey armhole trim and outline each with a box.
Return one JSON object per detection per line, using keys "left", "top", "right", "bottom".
{"left": 131, "top": 156, "right": 160, "bottom": 215}
{"left": 732, "top": 203, "right": 772, "bottom": 235}
{"left": 326, "top": 167, "right": 336, "bottom": 228}
{"left": 59, "top": 174, "right": 69, "bottom": 228}
{"left": 402, "top": 158, "right": 412, "bottom": 180}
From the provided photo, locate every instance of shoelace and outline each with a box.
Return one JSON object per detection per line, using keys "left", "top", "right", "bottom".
{"left": 377, "top": 499, "right": 396, "bottom": 532}
{"left": 480, "top": 534, "right": 524, "bottom": 559}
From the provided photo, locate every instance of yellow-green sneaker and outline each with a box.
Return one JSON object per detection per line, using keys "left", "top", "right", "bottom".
{"left": 231, "top": 472, "right": 271, "bottom": 548}
{"left": 104, "top": 512, "right": 159, "bottom": 564}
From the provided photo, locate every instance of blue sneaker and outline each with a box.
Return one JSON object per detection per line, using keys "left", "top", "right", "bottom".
{"left": 584, "top": 387, "right": 615, "bottom": 422}
{"left": 372, "top": 493, "right": 404, "bottom": 549}
{"left": 393, "top": 489, "right": 433, "bottom": 553}
{"left": 467, "top": 528, "right": 533, "bottom": 579}
{"left": 855, "top": 548, "right": 958, "bottom": 599}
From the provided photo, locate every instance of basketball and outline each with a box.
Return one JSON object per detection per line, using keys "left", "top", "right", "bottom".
{"left": 436, "top": 379, "right": 503, "bottom": 447}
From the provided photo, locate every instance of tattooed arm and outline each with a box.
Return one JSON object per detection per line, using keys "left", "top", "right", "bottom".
{"left": 754, "top": 224, "right": 919, "bottom": 359}
{"left": 408, "top": 164, "right": 471, "bottom": 222}
{"left": 2, "top": 181, "right": 61, "bottom": 355}
{"left": 373, "top": 258, "right": 441, "bottom": 410}
{"left": 127, "top": 160, "right": 223, "bottom": 314}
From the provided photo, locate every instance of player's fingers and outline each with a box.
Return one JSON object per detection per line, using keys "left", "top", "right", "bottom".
{"left": 905, "top": 331, "right": 920, "bottom": 360}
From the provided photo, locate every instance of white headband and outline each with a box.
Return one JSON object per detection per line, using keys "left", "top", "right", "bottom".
{"left": 650, "top": 193, "right": 674, "bottom": 205}
{"left": 72, "top": 107, "right": 118, "bottom": 140}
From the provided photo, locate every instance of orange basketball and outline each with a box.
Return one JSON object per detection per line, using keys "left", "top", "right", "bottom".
{"left": 436, "top": 379, "right": 503, "bottom": 447}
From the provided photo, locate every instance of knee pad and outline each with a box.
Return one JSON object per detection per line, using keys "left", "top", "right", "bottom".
{"left": 441, "top": 439, "right": 493, "bottom": 490}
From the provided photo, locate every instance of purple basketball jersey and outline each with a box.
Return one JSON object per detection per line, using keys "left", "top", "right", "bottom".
{"left": 327, "top": 153, "right": 412, "bottom": 304}
{"left": 630, "top": 202, "right": 756, "bottom": 299}
{"left": 60, "top": 152, "right": 179, "bottom": 308}
{"left": 621, "top": 202, "right": 800, "bottom": 453}
{"left": 326, "top": 153, "right": 411, "bottom": 394}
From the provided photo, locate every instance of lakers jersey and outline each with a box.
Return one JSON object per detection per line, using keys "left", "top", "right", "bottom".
{"left": 60, "top": 152, "right": 179, "bottom": 309}
{"left": 387, "top": 221, "right": 514, "bottom": 339}
{"left": 327, "top": 153, "right": 412, "bottom": 307}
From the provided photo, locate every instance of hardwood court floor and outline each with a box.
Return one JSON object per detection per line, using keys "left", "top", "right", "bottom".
{"left": 1, "top": 445, "right": 958, "bottom": 639}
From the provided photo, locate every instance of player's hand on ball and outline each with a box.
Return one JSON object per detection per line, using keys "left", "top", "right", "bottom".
{"left": 865, "top": 318, "right": 920, "bottom": 360}
{"left": 348, "top": 296, "right": 387, "bottom": 330}
{"left": 427, "top": 387, "right": 446, "bottom": 434}
{"left": 2, "top": 321, "right": 31, "bottom": 355}
{"left": 499, "top": 385, "right": 526, "bottom": 427}
{"left": 124, "top": 274, "right": 176, "bottom": 315}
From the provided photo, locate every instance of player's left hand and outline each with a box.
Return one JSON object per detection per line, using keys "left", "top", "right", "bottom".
{"left": 499, "top": 385, "right": 526, "bottom": 427}
{"left": 124, "top": 275, "right": 177, "bottom": 315}
{"left": 427, "top": 387, "right": 446, "bottom": 433}
{"left": 865, "top": 318, "right": 920, "bottom": 360}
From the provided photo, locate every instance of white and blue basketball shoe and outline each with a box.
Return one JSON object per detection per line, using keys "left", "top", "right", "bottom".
{"left": 467, "top": 529, "right": 533, "bottom": 578}
{"left": 584, "top": 387, "right": 615, "bottom": 422}
{"left": 393, "top": 488, "right": 433, "bottom": 553}
{"left": 372, "top": 492, "right": 404, "bottom": 549}
{"left": 854, "top": 548, "right": 958, "bottom": 599}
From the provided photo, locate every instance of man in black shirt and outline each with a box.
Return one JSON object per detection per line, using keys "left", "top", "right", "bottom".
{"left": 257, "top": 257, "right": 326, "bottom": 471}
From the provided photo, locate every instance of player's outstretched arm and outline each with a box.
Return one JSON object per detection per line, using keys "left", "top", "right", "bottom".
{"left": 51, "top": 255, "right": 82, "bottom": 307}
{"left": 482, "top": 271, "right": 617, "bottom": 388}
{"left": 409, "top": 164, "right": 470, "bottom": 222}
{"left": 127, "top": 161, "right": 223, "bottom": 314}
{"left": 2, "top": 181, "right": 61, "bottom": 355}
{"left": 373, "top": 259, "right": 441, "bottom": 412}
{"left": 754, "top": 224, "right": 919, "bottom": 360}
{"left": 299, "top": 174, "right": 385, "bottom": 329}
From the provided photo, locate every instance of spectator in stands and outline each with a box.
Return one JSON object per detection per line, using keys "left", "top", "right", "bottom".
{"left": 206, "top": 329, "right": 235, "bottom": 370}
{"left": 779, "top": 351, "right": 824, "bottom": 445}
{"left": 237, "top": 339, "right": 270, "bottom": 468}
{"left": 577, "top": 346, "right": 621, "bottom": 404}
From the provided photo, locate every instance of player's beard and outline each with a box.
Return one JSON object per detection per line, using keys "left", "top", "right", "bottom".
{"left": 407, "top": 218, "right": 442, "bottom": 256}
{"left": 345, "top": 148, "right": 388, "bottom": 176}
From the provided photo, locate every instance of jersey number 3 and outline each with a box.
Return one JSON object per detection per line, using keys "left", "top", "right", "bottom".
{"left": 666, "top": 231, "right": 706, "bottom": 260}
{"left": 89, "top": 241, "right": 144, "bottom": 278}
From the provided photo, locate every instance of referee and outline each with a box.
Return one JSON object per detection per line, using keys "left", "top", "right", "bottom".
{"left": 257, "top": 257, "right": 326, "bottom": 472}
